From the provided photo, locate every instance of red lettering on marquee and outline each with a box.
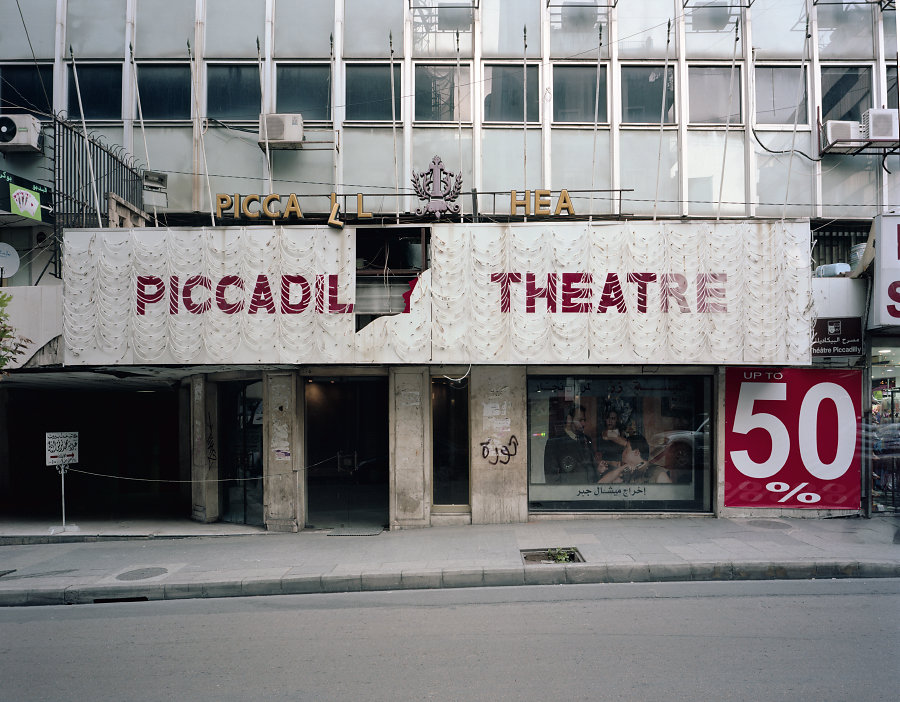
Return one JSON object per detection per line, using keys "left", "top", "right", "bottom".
{"left": 525, "top": 273, "right": 557, "bottom": 313}
{"left": 887, "top": 280, "right": 900, "bottom": 318}
{"left": 561, "top": 273, "right": 592, "bottom": 313}
{"left": 136, "top": 275, "right": 164, "bottom": 315}
{"left": 597, "top": 273, "right": 626, "bottom": 313}
{"left": 183, "top": 275, "right": 212, "bottom": 314}
{"left": 281, "top": 275, "right": 311, "bottom": 314}
{"left": 216, "top": 275, "right": 245, "bottom": 314}
{"left": 248, "top": 274, "right": 276, "bottom": 314}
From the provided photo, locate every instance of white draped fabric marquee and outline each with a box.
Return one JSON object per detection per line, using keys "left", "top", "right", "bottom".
{"left": 62, "top": 220, "right": 812, "bottom": 366}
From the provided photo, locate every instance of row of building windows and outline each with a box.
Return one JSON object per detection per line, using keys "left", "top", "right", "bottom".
{"left": 2, "top": 61, "right": 894, "bottom": 126}
{"left": 5, "top": 0, "right": 894, "bottom": 62}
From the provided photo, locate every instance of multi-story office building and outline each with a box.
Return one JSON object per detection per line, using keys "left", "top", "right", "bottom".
{"left": 0, "top": 1, "right": 895, "bottom": 529}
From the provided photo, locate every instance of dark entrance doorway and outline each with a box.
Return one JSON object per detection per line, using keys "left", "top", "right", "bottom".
{"left": 305, "top": 377, "right": 389, "bottom": 529}
{"left": 218, "top": 381, "right": 264, "bottom": 526}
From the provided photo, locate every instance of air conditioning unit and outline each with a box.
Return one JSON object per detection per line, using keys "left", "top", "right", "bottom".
{"left": 862, "top": 108, "right": 899, "bottom": 141}
{"left": 0, "top": 114, "right": 42, "bottom": 152}
{"left": 824, "top": 120, "right": 861, "bottom": 153}
{"left": 258, "top": 113, "right": 303, "bottom": 150}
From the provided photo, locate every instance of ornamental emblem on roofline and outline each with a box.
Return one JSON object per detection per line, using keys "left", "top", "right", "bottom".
{"left": 411, "top": 155, "right": 462, "bottom": 218}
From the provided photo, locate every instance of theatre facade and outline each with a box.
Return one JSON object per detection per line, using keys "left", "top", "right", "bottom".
{"left": 43, "top": 216, "right": 855, "bottom": 531}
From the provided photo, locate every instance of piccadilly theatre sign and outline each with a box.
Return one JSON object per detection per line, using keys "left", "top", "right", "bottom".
{"left": 62, "top": 220, "right": 812, "bottom": 365}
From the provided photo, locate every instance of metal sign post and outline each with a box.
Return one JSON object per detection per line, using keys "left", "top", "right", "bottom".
{"left": 46, "top": 432, "right": 79, "bottom": 533}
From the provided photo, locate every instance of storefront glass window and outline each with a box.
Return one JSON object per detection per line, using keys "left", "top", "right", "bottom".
{"left": 528, "top": 375, "right": 712, "bottom": 512}
{"left": 432, "top": 377, "right": 469, "bottom": 506}
{"left": 871, "top": 345, "right": 900, "bottom": 512}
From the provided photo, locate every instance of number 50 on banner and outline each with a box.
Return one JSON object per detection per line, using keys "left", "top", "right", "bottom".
{"left": 724, "top": 368, "right": 862, "bottom": 509}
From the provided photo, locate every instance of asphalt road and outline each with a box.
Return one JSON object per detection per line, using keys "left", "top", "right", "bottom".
{"left": 1, "top": 579, "right": 897, "bottom": 702}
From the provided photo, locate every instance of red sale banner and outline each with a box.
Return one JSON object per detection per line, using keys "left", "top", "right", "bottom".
{"left": 725, "top": 368, "right": 861, "bottom": 509}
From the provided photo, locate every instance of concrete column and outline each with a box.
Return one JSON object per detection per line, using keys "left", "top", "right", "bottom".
{"left": 262, "top": 371, "right": 299, "bottom": 532}
{"left": 469, "top": 366, "right": 528, "bottom": 524}
{"left": 190, "top": 374, "right": 219, "bottom": 523}
{"left": 390, "top": 367, "right": 430, "bottom": 529}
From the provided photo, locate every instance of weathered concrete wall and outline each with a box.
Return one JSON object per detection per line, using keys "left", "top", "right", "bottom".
{"left": 190, "top": 375, "right": 219, "bottom": 523}
{"left": 390, "top": 367, "right": 430, "bottom": 529}
{"left": 470, "top": 366, "right": 528, "bottom": 524}
{"left": 263, "top": 372, "right": 299, "bottom": 532}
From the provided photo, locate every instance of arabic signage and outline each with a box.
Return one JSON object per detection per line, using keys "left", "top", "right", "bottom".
{"left": 0, "top": 170, "right": 51, "bottom": 223}
{"left": 46, "top": 432, "right": 78, "bottom": 466}
{"left": 62, "top": 220, "right": 811, "bottom": 366}
{"left": 811, "top": 317, "right": 863, "bottom": 357}
{"left": 724, "top": 367, "right": 861, "bottom": 509}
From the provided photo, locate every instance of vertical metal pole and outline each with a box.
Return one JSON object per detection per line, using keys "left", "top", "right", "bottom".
{"left": 653, "top": 20, "right": 672, "bottom": 221}
{"left": 70, "top": 47, "right": 105, "bottom": 228}
{"left": 60, "top": 466, "right": 66, "bottom": 528}
{"left": 390, "top": 32, "right": 400, "bottom": 224}
{"left": 523, "top": 25, "right": 527, "bottom": 217}
{"left": 590, "top": 25, "right": 603, "bottom": 221}
{"left": 457, "top": 29, "right": 463, "bottom": 222}
{"left": 716, "top": 19, "right": 740, "bottom": 221}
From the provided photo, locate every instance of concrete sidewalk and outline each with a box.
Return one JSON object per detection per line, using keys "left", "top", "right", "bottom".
{"left": 1, "top": 515, "right": 898, "bottom": 607}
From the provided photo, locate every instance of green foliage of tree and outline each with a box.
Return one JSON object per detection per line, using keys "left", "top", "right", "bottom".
{"left": 0, "top": 292, "right": 30, "bottom": 371}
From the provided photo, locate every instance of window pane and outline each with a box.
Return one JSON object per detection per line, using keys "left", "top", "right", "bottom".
{"left": 207, "top": 64, "right": 261, "bottom": 120}
{"left": 135, "top": 0, "right": 194, "bottom": 59}
{"left": 889, "top": 67, "right": 898, "bottom": 111}
{"left": 412, "top": 1, "right": 474, "bottom": 58}
{"left": 0, "top": 0, "right": 55, "bottom": 59}
{"left": 821, "top": 66, "right": 871, "bottom": 123}
{"left": 886, "top": 10, "right": 898, "bottom": 59}
{"left": 432, "top": 378, "right": 469, "bottom": 506}
{"left": 205, "top": 0, "right": 265, "bottom": 58}
{"left": 621, "top": 66, "right": 674, "bottom": 123}
{"left": 345, "top": 65, "right": 401, "bottom": 120}
{"left": 553, "top": 65, "right": 606, "bottom": 123}
{"left": 754, "top": 132, "right": 814, "bottom": 218}
{"left": 0, "top": 65, "right": 53, "bottom": 117}
{"left": 685, "top": 3, "right": 741, "bottom": 58}
{"left": 415, "top": 64, "right": 471, "bottom": 121}
{"left": 483, "top": 65, "right": 539, "bottom": 122}
{"left": 275, "top": 0, "right": 333, "bottom": 58}
{"left": 689, "top": 66, "right": 741, "bottom": 123}
{"left": 750, "top": 0, "right": 808, "bottom": 59}
{"left": 617, "top": 0, "right": 674, "bottom": 59}
{"left": 549, "top": 4, "right": 608, "bottom": 59}
{"left": 344, "top": 0, "right": 404, "bottom": 57}
{"left": 482, "top": 0, "right": 541, "bottom": 57}
{"left": 276, "top": 65, "right": 331, "bottom": 120}
{"left": 818, "top": 2, "right": 874, "bottom": 59}
{"left": 755, "top": 67, "right": 807, "bottom": 125}
{"left": 67, "top": 64, "right": 122, "bottom": 119}
{"left": 550, "top": 129, "right": 611, "bottom": 215}
{"left": 136, "top": 65, "right": 191, "bottom": 120}
{"left": 67, "top": 0, "right": 125, "bottom": 58}
{"left": 528, "top": 375, "right": 712, "bottom": 512}
{"left": 687, "top": 130, "right": 745, "bottom": 216}
{"left": 620, "top": 130, "right": 679, "bottom": 216}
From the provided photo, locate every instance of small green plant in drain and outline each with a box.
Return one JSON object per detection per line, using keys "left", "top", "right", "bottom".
{"left": 545, "top": 547, "right": 578, "bottom": 563}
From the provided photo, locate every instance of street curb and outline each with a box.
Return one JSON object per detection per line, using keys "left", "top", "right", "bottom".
{"left": 1, "top": 560, "right": 898, "bottom": 607}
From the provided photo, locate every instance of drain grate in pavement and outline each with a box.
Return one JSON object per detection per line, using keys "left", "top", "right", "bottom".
{"left": 115, "top": 567, "right": 169, "bottom": 581}
{"left": 328, "top": 527, "right": 383, "bottom": 536}
{"left": 521, "top": 547, "right": 584, "bottom": 564}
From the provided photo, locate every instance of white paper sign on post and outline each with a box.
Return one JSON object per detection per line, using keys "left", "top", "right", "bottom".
{"left": 46, "top": 432, "right": 78, "bottom": 466}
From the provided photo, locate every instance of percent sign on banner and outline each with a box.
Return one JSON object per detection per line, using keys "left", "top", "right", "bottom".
{"left": 724, "top": 368, "right": 862, "bottom": 509}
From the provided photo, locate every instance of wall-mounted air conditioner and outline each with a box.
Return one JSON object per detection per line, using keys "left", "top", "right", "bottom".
{"left": 0, "top": 114, "right": 42, "bottom": 152}
{"left": 862, "top": 108, "right": 900, "bottom": 141}
{"left": 258, "top": 113, "right": 303, "bottom": 150}
{"left": 824, "top": 120, "right": 861, "bottom": 153}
